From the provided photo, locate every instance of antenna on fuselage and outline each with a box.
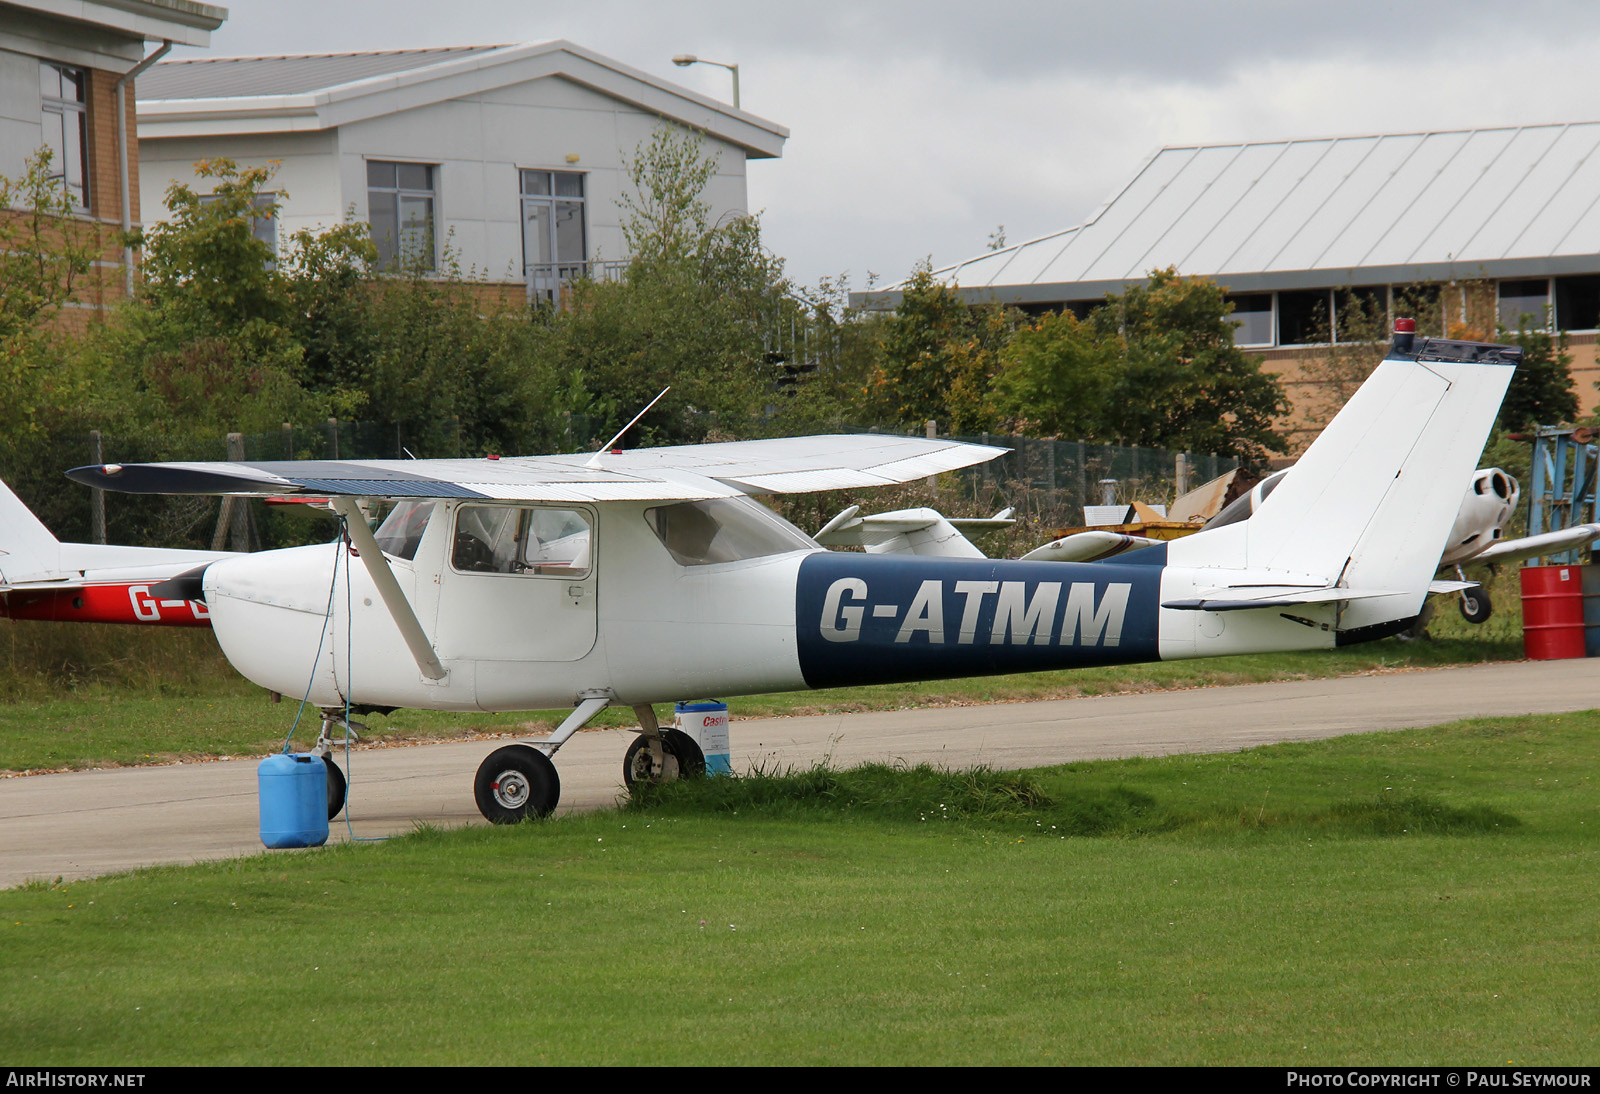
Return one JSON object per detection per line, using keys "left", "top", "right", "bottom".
{"left": 585, "top": 387, "right": 670, "bottom": 468}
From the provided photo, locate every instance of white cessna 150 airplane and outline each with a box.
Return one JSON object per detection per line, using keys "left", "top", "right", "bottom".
{"left": 66, "top": 331, "right": 1519, "bottom": 823}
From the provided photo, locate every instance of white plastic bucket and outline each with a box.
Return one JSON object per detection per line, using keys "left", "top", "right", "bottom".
{"left": 675, "top": 701, "right": 731, "bottom": 775}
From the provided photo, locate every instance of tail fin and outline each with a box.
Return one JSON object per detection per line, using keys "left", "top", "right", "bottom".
{"left": 0, "top": 478, "right": 62, "bottom": 584}
{"left": 1171, "top": 339, "right": 1517, "bottom": 621}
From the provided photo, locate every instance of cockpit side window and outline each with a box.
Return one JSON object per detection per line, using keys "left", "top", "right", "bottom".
{"left": 645, "top": 496, "right": 817, "bottom": 566}
{"left": 451, "top": 505, "right": 592, "bottom": 577}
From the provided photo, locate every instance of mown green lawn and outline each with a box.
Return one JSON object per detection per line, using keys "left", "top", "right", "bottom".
{"left": 2, "top": 709, "right": 1594, "bottom": 1066}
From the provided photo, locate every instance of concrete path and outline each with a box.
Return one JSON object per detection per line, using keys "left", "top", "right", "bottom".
{"left": 3, "top": 658, "right": 1596, "bottom": 888}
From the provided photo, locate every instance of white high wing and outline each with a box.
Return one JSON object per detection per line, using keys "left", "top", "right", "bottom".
{"left": 67, "top": 335, "right": 1519, "bottom": 822}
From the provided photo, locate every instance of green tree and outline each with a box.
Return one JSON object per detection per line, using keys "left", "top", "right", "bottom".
{"left": 1092, "top": 269, "right": 1287, "bottom": 462}
{"left": 1499, "top": 320, "right": 1577, "bottom": 432}
{"left": 988, "top": 308, "right": 1119, "bottom": 437}
{"left": 0, "top": 148, "right": 99, "bottom": 345}
{"left": 536, "top": 126, "right": 796, "bottom": 445}
{"left": 862, "top": 265, "right": 1016, "bottom": 433}
{"left": 1295, "top": 283, "right": 1446, "bottom": 428}
{"left": 0, "top": 149, "right": 108, "bottom": 541}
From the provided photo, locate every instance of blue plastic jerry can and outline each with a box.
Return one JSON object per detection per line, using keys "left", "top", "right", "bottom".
{"left": 258, "top": 752, "right": 329, "bottom": 848}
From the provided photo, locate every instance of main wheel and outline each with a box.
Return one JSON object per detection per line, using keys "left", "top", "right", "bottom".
{"left": 1459, "top": 588, "right": 1492, "bottom": 624}
{"left": 622, "top": 730, "right": 706, "bottom": 791}
{"left": 474, "top": 745, "right": 561, "bottom": 823}
{"left": 323, "top": 756, "right": 347, "bottom": 820}
{"left": 664, "top": 729, "right": 706, "bottom": 778}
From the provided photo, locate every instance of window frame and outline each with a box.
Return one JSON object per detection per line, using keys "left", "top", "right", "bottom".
{"left": 197, "top": 191, "right": 278, "bottom": 259}
{"left": 449, "top": 504, "right": 594, "bottom": 579}
{"left": 39, "top": 61, "right": 89, "bottom": 212}
{"left": 366, "top": 159, "right": 439, "bottom": 274}
{"left": 1226, "top": 293, "right": 1275, "bottom": 347}
{"left": 520, "top": 168, "right": 588, "bottom": 278}
{"left": 1554, "top": 274, "right": 1600, "bottom": 333}
{"left": 1499, "top": 278, "right": 1554, "bottom": 333}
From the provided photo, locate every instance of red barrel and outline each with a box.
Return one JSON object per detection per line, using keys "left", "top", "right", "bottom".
{"left": 1521, "top": 565, "right": 1587, "bottom": 660}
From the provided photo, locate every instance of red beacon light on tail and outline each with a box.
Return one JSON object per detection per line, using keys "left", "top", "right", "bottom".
{"left": 1393, "top": 317, "right": 1417, "bottom": 355}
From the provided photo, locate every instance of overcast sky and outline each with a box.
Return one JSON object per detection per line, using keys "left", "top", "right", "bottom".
{"left": 174, "top": 1, "right": 1600, "bottom": 292}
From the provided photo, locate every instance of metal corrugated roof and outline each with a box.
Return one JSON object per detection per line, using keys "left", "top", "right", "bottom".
{"left": 868, "top": 122, "right": 1600, "bottom": 307}
{"left": 137, "top": 46, "right": 508, "bottom": 99}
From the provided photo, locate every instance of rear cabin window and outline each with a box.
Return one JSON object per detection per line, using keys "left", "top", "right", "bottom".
{"left": 645, "top": 497, "right": 816, "bottom": 566}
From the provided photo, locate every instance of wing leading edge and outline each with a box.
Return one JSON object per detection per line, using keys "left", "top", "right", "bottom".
{"left": 67, "top": 435, "right": 1010, "bottom": 503}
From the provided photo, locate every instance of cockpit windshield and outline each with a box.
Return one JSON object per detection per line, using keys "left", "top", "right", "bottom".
{"left": 372, "top": 500, "right": 434, "bottom": 560}
{"left": 645, "top": 496, "right": 817, "bottom": 566}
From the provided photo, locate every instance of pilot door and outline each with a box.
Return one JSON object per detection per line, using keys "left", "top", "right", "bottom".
{"left": 432, "top": 503, "right": 598, "bottom": 664}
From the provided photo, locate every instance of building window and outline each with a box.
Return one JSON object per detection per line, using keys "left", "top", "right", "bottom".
{"left": 1554, "top": 275, "right": 1600, "bottom": 332}
{"left": 1391, "top": 284, "right": 1441, "bottom": 336}
{"left": 1333, "top": 285, "right": 1388, "bottom": 343}
{"left": 1227, "top": 294, "right": 1273, "bottom": 346}
{"left": 521, "top": 169, "right": 586, "bottom": 297}
{"left": 1277, "top": 290, "right": 1330, "bottom": 346}
{"left": 1498, "top": 279, "right": 1550, "bottom": 331}
{"left": 40, "top": 62, "right": 88, "bottom": 210}
{"left": 198, "top": 192, "right": 278, "bottom": 258}
{"left": 367, "top": 161, "right": 436, "bottom": 272}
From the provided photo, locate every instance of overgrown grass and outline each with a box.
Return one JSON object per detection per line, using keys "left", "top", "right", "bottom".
{"left": 630, "top": 760, "right": 1522, "bottom": 838}
{"left": 2, "top": 711, "right": 1593, "bottom": 1065}
{"left": 0, "top": 616, "right": 1525, "bottom": 772}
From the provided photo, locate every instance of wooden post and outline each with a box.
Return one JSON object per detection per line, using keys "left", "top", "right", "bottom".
{"left": 89, "top": 431, "right": 106, "bottom": 545}
{"left": 213, "top": 433, "right": 251, "bottom": 552}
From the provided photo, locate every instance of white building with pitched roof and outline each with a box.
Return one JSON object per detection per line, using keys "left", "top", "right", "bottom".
{"left": 857, "top": 123, "right": 1600, "bottom": 421}
{"left": 136, "top": 41, "right": 787, "bottom": 300}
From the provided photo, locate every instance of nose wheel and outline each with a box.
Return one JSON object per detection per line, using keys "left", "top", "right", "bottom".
{"left": 1459, "top": 587, "right": 1492, "bottom": 624}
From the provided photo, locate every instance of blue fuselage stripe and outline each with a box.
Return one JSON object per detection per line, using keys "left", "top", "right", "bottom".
{"left": 794, "top": 549, "right": 1165, "bottom": 689}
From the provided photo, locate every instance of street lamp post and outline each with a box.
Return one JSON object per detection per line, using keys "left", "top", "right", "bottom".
{"left": 671, "top": 53, "right": 740, "bottom": 110}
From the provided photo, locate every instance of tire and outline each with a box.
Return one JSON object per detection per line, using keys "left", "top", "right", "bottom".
{"left": 1459, "top": 588, "right": 1492, "bottom": 624}
{"left": 324, "top": 755, "right": 347, "bottom": 820}
{"left": 474, "top": 745, "right": 561, "bottom": 823}
{"left": 622, "top": 729, "right": 706, "bottom": 791}
{"left": 664, "top": 729, "right": 706, "bottom": 778}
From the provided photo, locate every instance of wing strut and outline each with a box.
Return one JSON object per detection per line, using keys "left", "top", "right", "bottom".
{"left": 331, "top": 498, "right": 447, "bottom": 681}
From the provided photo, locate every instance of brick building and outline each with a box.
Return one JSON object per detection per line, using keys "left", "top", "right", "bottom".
{"left": 0, "top": 0, "right": 226, "bottom": 321}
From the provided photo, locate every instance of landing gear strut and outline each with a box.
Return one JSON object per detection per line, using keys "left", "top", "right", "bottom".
{"left": 623, "top": 729, "right": 706, "bottom": 790}
{"left": 472, "top": 692, "right": 610, "bottom": 824}
{"left": 622, "top": 704, "right": 705, "bottom": 792}
{"left": 467, "top": 696, "right": 708, "bottom": 823}
{"left": 315, "top": 712, "right": 364, "bottom": 820}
